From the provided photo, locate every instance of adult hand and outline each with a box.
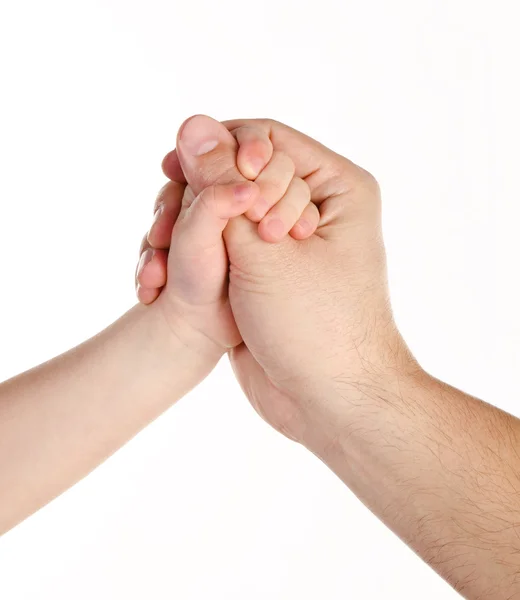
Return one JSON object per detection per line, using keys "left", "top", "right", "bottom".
{"left": 154, "top": 116, "right": 418, "bottom": 443}
{"left": 146, "top": 116, "right": 520, "bottom": 599}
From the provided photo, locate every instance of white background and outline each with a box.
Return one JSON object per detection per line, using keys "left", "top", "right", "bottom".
{"left": 0, "top": 1, "right": 517, "bottom": 598}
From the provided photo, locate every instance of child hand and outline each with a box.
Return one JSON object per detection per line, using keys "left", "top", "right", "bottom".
{"left": 135, "top": 118, "right": 319, "bottom": 354}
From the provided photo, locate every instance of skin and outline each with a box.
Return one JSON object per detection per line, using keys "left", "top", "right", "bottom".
{"left": 139, "top": 115, "right": 520, "bottom": 599}
{"left": 0, "top": 119, "right": 317, "bottom": 535}
{"left": 0, "top": 304, "right": 214, "bottom": 534}
{"left": 1, "top": 112, "right": 518, "bottom": 599}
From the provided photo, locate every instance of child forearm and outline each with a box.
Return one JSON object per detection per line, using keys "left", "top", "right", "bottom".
{"left": 0, "top": 303, "right": 219, "bottom": 535}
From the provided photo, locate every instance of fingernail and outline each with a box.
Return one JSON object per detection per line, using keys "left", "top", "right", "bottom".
{"left": 296, "top": 218, "right": 310, "bottom": 233}
{"left": 248, "top": 156, "right": 265, "bottom": 178}
{"left": 137, "top": 248, "right": 154, "bottom": 277}
{"left": 179, "top": 115, "right": 220, "bottom": 156}
{"left": 234, "top": 183, "right": 253, "bottom": 203}
{"left": 267, "top": 218, "right": 285, "bottom": 239}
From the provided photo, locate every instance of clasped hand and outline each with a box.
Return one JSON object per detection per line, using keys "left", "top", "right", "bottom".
{"left": 4, "top": 114, "right": 519, "bottom": 599}
{"left": 134, "top": 115, "right": 417, "bottom": 447}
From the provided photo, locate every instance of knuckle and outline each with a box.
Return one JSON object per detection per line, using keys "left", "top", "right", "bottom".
{"left": 155, "top": 180, "right": 184, "bottom": 210}
{"left": 259, "top": 117, "right": 279, "bottom": 129}
{"left": 197, "top": 185, "right": 217, "bottom": 212}
{"left": 182, "top": 185, "right": 196, "bottom": 208}
{"left": 234, "top": 117, "right": 275, "bottom": 128}
{"left": 281, "top": 179, "right": 310, "bottom": 221}
{"left": 357, "top": 167, "right": 382, "bottom": 207}
{"left": 310, "top": 202, "right": 320, "bottom": 218}
{"left": 237, "top": 124, "right": 265, "bottom": 141}
{"left": 272, "top": 151, "right": 296, "bottom": 178}
{"left": 359, "top": 167, "right": 380, "bottom": 192}
{"left": 154, "top": 182, "right": 170, "bottom": 212}
{"left": 139, "top": 234, "right": 148, "bottom": 255}
{"left": 260, "top": 180, "right": 283, "bottom": 200}
{"left": 292, "top": 176, "right": 311, "bottom": 200}
{"left": 200, "top": 159, "right": 239, "bottom": 187}
{"left": 336, "top": 161, "right": 382, "bottom": 207}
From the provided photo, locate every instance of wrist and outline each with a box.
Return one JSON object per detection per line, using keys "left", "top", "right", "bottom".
{"left": 115, "top": 302, "right": 221, "bottom": 400}
{"left": 298, "top": 360, "right": 428, "bottom": 461}
{"left": 152, "top": 294, "right": 226, "bottom": 365}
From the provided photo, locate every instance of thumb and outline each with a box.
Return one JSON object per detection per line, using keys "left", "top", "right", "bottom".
{"left": 176, "top": 115, "right": 245, "bottom": 194}
{"left": 176, "top": 115, "right": 290, "bottom": 260}
{"left": 173, "top": 181, "right": 259, "bottom": 252}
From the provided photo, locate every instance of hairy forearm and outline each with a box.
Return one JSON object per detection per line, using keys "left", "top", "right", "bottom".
{"left": 0, "top": 304, "right": 217, "bottom": 535}
{"left": 306, "top": 370, "right": 520, "bottom": 599}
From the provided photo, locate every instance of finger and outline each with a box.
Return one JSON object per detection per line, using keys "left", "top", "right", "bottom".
{"left": 138, "top": 233, "right": 151, "bottom": 263}
{"left": 221, "top": 118, "right": 369, "bottom": 204}
{"left": 136, "top": 233, "right": 152, "bottom": 290}
{"left": 222, "top": 119, "right": 382, "bottom": 239}
{"left": 175, "top": 115, "right": 247, "bottom": 196}
{"left": 162, "top": 125, "right": 273, "bottom": 184}
{"left": 147, "top": 180, "right": 185, "bottom": 249}
{"left": 258, "top": 177, "right": 311, "bottom": 243}
{"left": 175, "top": 181, "right": 260, "bottom": 249}
{"left": 230, "top": 125, "right": 273, "bottom": 180}
{"left": 161, "top": 148, "right": 186, "bottom": 184}
{"left": 245, "top": 151, "right": 295, "bottom": 223}
{"left": 135, "top": 244, "right": 160, "bottom": 305}
{"left": 166, "top": 117, "right": 374, "bottom": 206}
{"left": 289, "top": 202, "right": 320, "bottom": 240}
{"left": 137, "top": 284, "right": 161, "bottom": 305}
{"left": 135, "top": 246, "right": 168, "bottom": 306}
{"left": 137, "top": 248, "right": 168, "bottom": 289}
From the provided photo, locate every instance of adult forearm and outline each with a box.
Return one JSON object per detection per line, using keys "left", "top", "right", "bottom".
{"left": 306, "top": 370, "right": 520, "bottom": 599}
{"left": 0, "top": 304, "right": 218, "bottom": 534}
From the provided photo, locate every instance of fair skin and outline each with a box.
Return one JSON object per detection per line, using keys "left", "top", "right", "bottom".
{"left": 139, "top": 115, "right": 520, "bottom": 599}
{"left": 1, "top": 113, "right": 518, "bottom": 598}
{"left": 0, "top": 124, "right": 317, "bottom": 535}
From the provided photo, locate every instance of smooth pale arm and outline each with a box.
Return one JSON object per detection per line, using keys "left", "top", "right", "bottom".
{"left": 0, "top": 304, "right": 219, "bottom": 535}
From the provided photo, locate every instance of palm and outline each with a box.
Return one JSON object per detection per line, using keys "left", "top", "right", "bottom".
{"left": 223, "top": 220, "right": 328, "bottom": 439}
{"left": 228, "top": 343, "right": 305, "bottom": 441}
{"left": 223, "top": 180, "right": 389, "bottom": 441}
